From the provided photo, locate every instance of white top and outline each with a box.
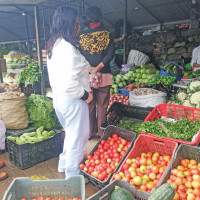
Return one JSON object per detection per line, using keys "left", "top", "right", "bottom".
{"left": 191, "top": 46, "right": 200, "bottom": 71}
{"left": 47, "top": 39, "right": 91, "bottom": 98}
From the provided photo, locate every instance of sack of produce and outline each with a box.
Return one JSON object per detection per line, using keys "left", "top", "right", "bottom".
{"left": 129, "top": 88, "right": 167, "bottom": 107}
{"left": 0, "top": 120, "right": 6, "bottom": 150}
{"left": 0, "top": 92, "right": 28, "bottom": 129}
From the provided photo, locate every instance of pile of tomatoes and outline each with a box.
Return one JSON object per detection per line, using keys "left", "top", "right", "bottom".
{"left": 166, "top": 159, "right": 200, "bottom": 200}
{"left": 113, "top": 152, "right": 171, "bottom": 192}
{"left": 20, "top": 197, "right": 82, "bottom": 200}
{"left": 79, "top": 134, "right": 131, "bottom": 181}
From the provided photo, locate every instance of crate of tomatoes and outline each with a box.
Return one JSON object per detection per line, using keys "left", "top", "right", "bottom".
{"left": 160, "top": 144, "right": 200, "bottom": 200}
{"left": 3, "top": 176, "right": 85, "bottom": 200}
{"left": 110, "top": 134, "right": 178, "bottom": 194}
{"left": 79, "top": 125, "right": 137, "bottom": 188}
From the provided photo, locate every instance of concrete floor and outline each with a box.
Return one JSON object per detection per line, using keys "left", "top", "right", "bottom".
{"left": 0, "top": 139, "right": 99, "bottom": 200}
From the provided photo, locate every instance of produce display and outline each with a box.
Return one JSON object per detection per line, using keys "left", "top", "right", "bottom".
{"left": 121, "top": 83, "right": 144, "bottom": 91}
{"left": 79, "top": 134, "right": 131, "bottom": 181}
{"left": 127, "top": 64, "right": 159, "bottom": 84}
{"left": 0, "top": 91, "right": 25, "bottom": 98}
{"left": 20, "top": 197, "right": 82, "bottom": 200}
{"left": 168, "top": 81, "right": 200, "bottom": 108}
{"left": 7, "top": 126, "right": 55, "bottom": 144}
{"left": 0, "top": 82, "right": 19, "bottom": 92}
{"left": 6, "top": 55, "right": 32, "bottom": 69}
{"left": 16, "top": 62, "right": 41, "bottom": 86}
{"left": 108, "top": 93, "right": 129, "bottom": 110}
{"left": 154, "top": 76, "right": 176, "bottom": 86}
{"left": 110, "top": 186, "right": 135, "bottom": 200}
{"left": 113, "top": 152, "right": 171, "bottom": 192}
{"left": 130, "top": 88, "right": 162, "bottom": 96}
{"left": 148, "top": 183, "right": 175, "bottom": 200}
{"left": 26, "top": 94, "right": 61, "bottom": 129}
{"left": 183, "top": 70, "right": 200, "bottom": 79}
{"left": 117, "top": 119, "right": 142, "bottom": 135}
{"left": 166, "top": 159, "right": 200, "bottom": 200}
{"left": 161, "top": 63, "right": 183, "bottom": 77}
{"left": 140, "top": 118, "right": 200, "bottom": 142}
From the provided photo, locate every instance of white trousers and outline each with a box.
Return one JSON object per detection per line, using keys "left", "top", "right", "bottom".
{"left": 53, "top": 94, "right": 89, "bottom": 178}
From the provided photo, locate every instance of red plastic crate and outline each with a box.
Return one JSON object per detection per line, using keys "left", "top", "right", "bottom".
{"left": 110, "top": 134, "right": 178, "bottom": 193}
{"left": 143, "top": 103, "right": 200, "bottom": 146}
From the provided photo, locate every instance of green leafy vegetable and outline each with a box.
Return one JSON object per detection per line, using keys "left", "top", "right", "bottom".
{"left": 26, "top": 94, "right": 61, "bottom": 129}
{"left": 16, "top": 62, "right": 41, "bottom": 86}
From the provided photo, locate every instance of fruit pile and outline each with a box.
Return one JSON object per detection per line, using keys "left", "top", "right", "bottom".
{"left": 166, "top": 159, "right": 200, "bottom": 200}
{"left": 20, "top": 197, "right": 82, "bottom": 200}
{"left": 113, "top": 152, "right": 171, "bottom": 192}
{"left": 80, "top": 134, "right": 131, "bottom": 181}
{"left": 108, "top": 93, "right": 129, "bottom": 110}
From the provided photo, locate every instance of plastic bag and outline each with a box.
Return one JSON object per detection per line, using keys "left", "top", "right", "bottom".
{"left": 90, "top": 72, "right": 102, "bottom": 88}
{"left": 0, "top": 120, "right": 6, "bottom": 150}
{"left": 127, "top": 50, "right": 150, "bottom": 66}
{"left": 129, "top": 88, "right": 167, "bottom": 107}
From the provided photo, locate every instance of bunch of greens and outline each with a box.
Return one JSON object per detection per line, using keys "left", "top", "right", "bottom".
{"left": 140, "top": 118, "right": 200, "bottom": 141}
{"left": 117, "top": 119, "right": 142, "bottom": 135}
{"left": 26, "top": 94, "right": 61, "bottom": 129}
{"left": 16, "top": 62, "right": 41, "bottom": 86}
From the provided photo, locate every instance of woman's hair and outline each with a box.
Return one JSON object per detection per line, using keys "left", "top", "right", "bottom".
{"left": 86, "top": 6, "right": 102, "bottom": 23}
{"left": 47, "top": 7, "right": 79, "bottom": 59}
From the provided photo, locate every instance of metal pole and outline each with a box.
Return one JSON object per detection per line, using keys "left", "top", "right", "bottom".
{"left": 34, "top": 5, "right": 45, "bottom": 95}
{"left": 123, "top": 0, "right": 127, "bottom": 64}
{"left": 82, "top": 0, "right": 85, "bottom": 15}
{"left": 24, "top": 14, "right": 30, "bottom": 54}
{"left": 0, "top": 61, "right": 3, "bottom": 83}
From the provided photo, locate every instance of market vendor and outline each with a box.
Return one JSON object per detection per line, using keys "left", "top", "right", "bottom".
{"left": 191, "top": 46, "right": 200, "bottom": 71}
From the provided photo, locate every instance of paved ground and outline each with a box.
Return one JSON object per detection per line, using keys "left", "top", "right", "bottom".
{"left": 0, "top": 139, "right": 99, "bottom": 200}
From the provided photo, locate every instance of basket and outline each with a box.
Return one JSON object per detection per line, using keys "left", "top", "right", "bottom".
{"left": 154, "top": 75, "right": 176, "bottom": 86}
{"left": 87, "top": 179, "right": 150, "bottom": 200}
{"left": 160, "top": 68, "right": 182, "bottom": 81}
{"left": 101, "top": 102, "right": 153, "bottom": 130}
{"left": 6, "top": 126, "right": 36, "bottom": 137}
{"left": 110, "top": 134, "right": 178, "bottom": 193}
{"left": 80, "top": 125, "right": 137, "bottom": 189}
{"left": 144, "top": 103, "right": 200, "bottom": 146}
{"left": 20, "top": 82, "right": 41, "bottom": 97}
{"left": 6, "top": 129, "right": 63, "bottom": 169}
{"left": 3, "top": 176, "right": 85, "bottom": 200}
{"left": 158, "top": 144, "right": 200, "bottom": 186}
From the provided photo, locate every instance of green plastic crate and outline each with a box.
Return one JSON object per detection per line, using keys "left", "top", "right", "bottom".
{"left": 3, "top": 176, "right": 85, "bottom": 200}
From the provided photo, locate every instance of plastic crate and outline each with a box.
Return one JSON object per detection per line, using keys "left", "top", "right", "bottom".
{"left": 110, "top": 134, "right": 178, "bottom": 193}
{"left": 87, "top": 179, "right": 150, "bottom": 200}
{"left": 3, "top": 176, "right": 85, "bottom": 200}
{"left": 119, "top": 87, "right": 130, "bottom": 96}
{"left": 159, "top": 144, "right": 200, "bottom": 186}
{"left": 6, "top": 129, "right": 63, "bottom": 169}
{"left": 20, "top": 82, "right": 41, "bottom": 97}
{"left": 101, "top": 102, "right": 153, "bottom": 130}
{"left": 80, "top": 125, "right": 137, "bottom": 189}
{"left": 6, "top": 126, "right": 36, "bottom": 137}
{"left": 144, "top": 103, "right": 200, "bottom": 146}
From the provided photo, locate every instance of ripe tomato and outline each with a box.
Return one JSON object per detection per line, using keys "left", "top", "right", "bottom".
{"left": 146, "top": 182, "right": 155, "bottom": 190}
{"left": 179, "top": 192, "right": 187, "bottom": 199}
{"left": 21, "top": 198, "right": 26, "bottom": 200}
{"left": 190, "top": 169, "right": 199, "bottom": 175}
{"left": 140, "top": 185, "right": 147, "bottom": 191}
{"left": 192, "top": 180, "right": 200, "bottom": 189}
{"left": 140, "top": 158, "right": 147, "bottom": 165}
{"left": 178, "top": 185, "right": 186, "bottom": 193}
{"left": 181, "top": 159, "right": 189, "bottom": 167}
{"left": 177, "top": 165, "right": 185, "bottom": 172}
{"left": 190, "top": 160, "right": 198, "bottom": 166}
{"left": 175, "top": 177, "right": 183, "bottom": 186}
{"left": 45, "top": 198, "right": 52, "bottom": 200}
{"left": 37, "top": 197, "right": 45, "bottom": 200}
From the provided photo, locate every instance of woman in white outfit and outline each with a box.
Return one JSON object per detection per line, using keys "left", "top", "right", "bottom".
{"left": 47, "top": 7, "right": 93, "bottom": 179}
